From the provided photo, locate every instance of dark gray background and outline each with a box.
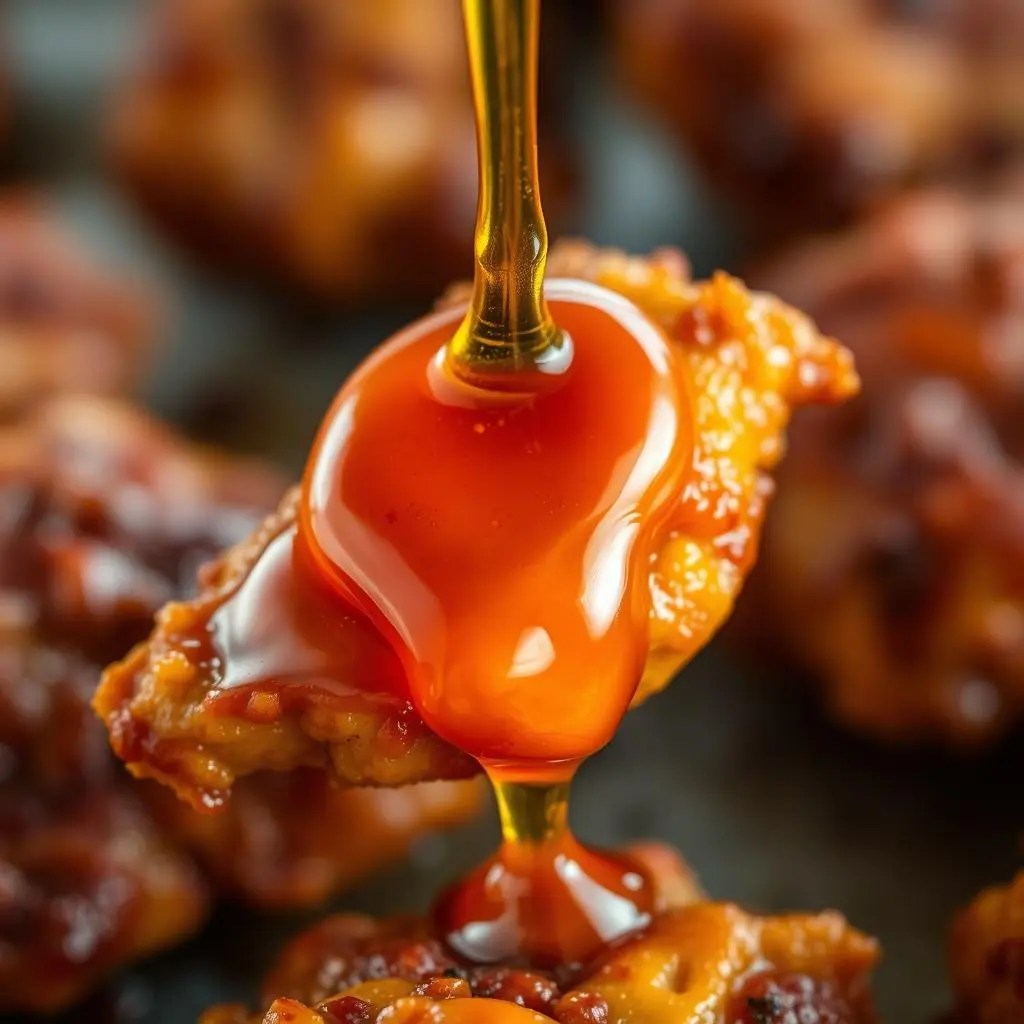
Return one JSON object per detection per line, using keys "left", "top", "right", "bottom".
{"left": 3, "top": 3, "right": 1020, "bottom": 1022}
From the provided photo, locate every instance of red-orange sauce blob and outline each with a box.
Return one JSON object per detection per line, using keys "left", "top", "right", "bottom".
{"left": 433, "top": 788, "right": 658, "bottom": 969}
{"left": 301, "top": 280, "right": 692, "bottom": 772}
{"left": 294, "top": 278, "right": 690, "bottom": 967}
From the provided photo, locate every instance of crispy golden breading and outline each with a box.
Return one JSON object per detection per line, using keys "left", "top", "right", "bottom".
{"left": 109, "top": 0, "right": 569, "bottom": 300}
{"left": 615, "top": 0, "right": 1023, "bottom": 238}
{"left": 0, "top": 197, "right": 154, "bottom": 419}
{"left": 1, "top": 398, "right": 479, "bottom": 1011}
{"left": 96, "top": 486, "right": 479, "bottom": 809}
{"left": 746, "top": 177, "right": 1024, "bottom": 746}
{"left": 538, "top": 243, "right": 858, "bottom": 705}
{"left": 950, "top": 873, "right": 1024, "bottom": 1024}
{"left": 96, "top": 241, "right": 856, "bottom": 807}
{"left": 201, "top": 848, "right": 878, "bottom": 1024}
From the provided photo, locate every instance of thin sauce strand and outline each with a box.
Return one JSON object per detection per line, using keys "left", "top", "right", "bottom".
{"left": 446, "top": 0, "right": 569, "bottom": 387}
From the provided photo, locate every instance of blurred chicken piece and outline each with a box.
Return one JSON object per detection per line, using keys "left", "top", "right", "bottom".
{"left": 950, "top": 872, "right": 1024, "bottom": 1024}
{"left": 615, "top": 0, "right": 1024, "bottom": 238}
{"left": 110, "top": 0, "right": 570, "bottom": 300}
{"left": 0, "top": 196, "right": 154, "bottom": 419}
{"left": 746, "top": 173, "right": 1024, "bottom": 746}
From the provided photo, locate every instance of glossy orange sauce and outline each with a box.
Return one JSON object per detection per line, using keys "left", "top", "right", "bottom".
{"left": 227, "top": 0, "right": 695, "bottom": 972}
{"left": 432, "top": 779, "right": 659, "bottom": 968}
{"left": 302, "top": 286, "right": 691, "bottom": 771}
{"left": 298, "top": 283, "right": 691, "bottom": 965}
{"left": 384, "top": 998, "right": 553, "bottom": 1024}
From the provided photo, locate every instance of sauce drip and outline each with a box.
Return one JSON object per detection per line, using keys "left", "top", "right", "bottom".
{"left": 294, "top": 0, "right": 691, "bottom": 968}
{"left": 433, "top": 776, "right": 656, "bottom": 969}
{"left": 294, "top": 0, "right": 691, "bottom": 967}
{"left": 303, "top": 290, "right": 688, "bottom": 769}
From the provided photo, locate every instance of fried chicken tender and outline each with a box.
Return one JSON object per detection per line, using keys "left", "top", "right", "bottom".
{"left": 109, "top": 0, "right": 569, "bottom": 300}
{"left": 746, "top": 176, "right": 1024, "bottom": 746}
{"left": 0, "top": 397, "right": 479, "bottom": 1011}
{"left": 95, "top": 241, "right": 857, "bottom": 807}
{"left": 201, "top": 847, "right": 878, "bottom": 1024}
{"left": 0, "top": 196, "right": 154, "bottom": 420}
{"left": 615, "top": 0, "right": 1023, "bottom": 238}
{"left": 950, "top": 873, "right": 1024, "bottom": 1024}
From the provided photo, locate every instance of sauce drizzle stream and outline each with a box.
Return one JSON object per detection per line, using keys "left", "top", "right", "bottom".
{"left": 288, "top": 0, "right": 691, "bottom": 968}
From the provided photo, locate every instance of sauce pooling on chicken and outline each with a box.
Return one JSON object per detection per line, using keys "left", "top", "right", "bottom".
{"left": 300, "top": 282, "right": 690, "bottom": 966}
{"left": 291, "top": 0, "right": 694, "bottom": 969}
{"left": 302, "top": 285, "right": 691, "bottom": 772}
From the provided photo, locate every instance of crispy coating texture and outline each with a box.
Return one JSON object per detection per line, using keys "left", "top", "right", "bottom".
{"left": 201, "top": 850, "right": 878, "bottom": 1024}
{"left": 746, "top": 176, "right": 1024, "bottom": 746}
{"left": 95, "top": 241, "right": 856, "bottom": 806}
{"left": 0, "top": 196, "right": 155, "bottom": 419}
{"left": 537, "top": 243, "right": 858, "bottom": 705}
{"left": 950, "top": 873, "right": 1024, "bottom": 1024}
{"left": 615, "top": 0, "right": 1024, "bottom": 237}
{"left": 0, "top": 398, "right": 479, "bottom": 1011}
{"left": 109, "top": 0, "right": 569, "bottom": 300}
{"left": 97, "top": 486, "right": 481, "bottom": 808}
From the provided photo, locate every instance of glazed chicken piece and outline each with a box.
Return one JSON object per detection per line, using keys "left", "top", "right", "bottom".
{"left": 745, "top": 175, "right": 1024, "bottom": 746}
{"left": 109, "top": 0, "right": 569, "bottom": 300}
{"left": 201, "top": 846, "right": 878, "bottom": 1024}
{"left": 95, "top": 241, "right": 857, "bottom": 808}
{"left": 0, "top": 397, "right": 479, "bottom": 1012}
{"left": 0, "top": 196, "right": 154, "bottom": 419}
{"left": 949, "top": 873, "right": 1024, "bottom": 1024}
{"left": 615, "top": 0, "right": 1024, "bottom": 239}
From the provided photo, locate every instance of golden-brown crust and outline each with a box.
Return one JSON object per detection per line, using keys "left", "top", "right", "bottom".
{"left": 950, "top": 873, "right": 1024, "bottom": 1024}
{"left": 0, "top": 197, "right": 155, "bottom": 419}
{"left": 614, "top": 0, "right": 1023, "bottom": 238}
{"left": 745, "top": 177, "right": 1024, "bottom": 746}
{"left": 532, "top": 242, "right": 858, "bottom": 703}
{"left": 109, "top": 0, "right": 570, "bottom": 301}
{"left": 203, "top": 863, "right": 878, "bottom": 1024}
{"left": 95, "top": 241, "right": 856, "bottom": 804}
{"left": 260, "top": 843, "right": 701, "bottom": 1007}
{"left": 1, "top": 398, "right": 480, "bottom": 1010}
